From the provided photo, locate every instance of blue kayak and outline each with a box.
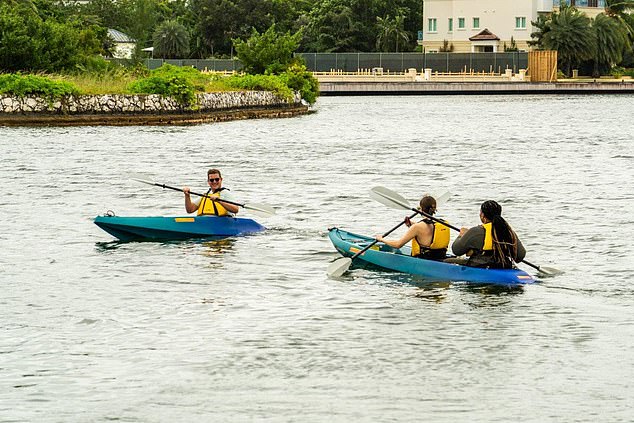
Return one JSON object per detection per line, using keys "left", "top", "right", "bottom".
{"left": 328, "top": 227, "right": 536, "bottom": 285}
{"left": 94, "top": 214, "right": 265, "bottom": 241}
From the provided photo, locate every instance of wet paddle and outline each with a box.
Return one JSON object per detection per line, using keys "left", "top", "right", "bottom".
{"left": 370, "top": 186, "right": 561, "bottom": 276}
{"left": 327, "top": 211, "right": 420, "bottom": 278}
{"left": 131, "top": 178, "right": 276, "bottom": 217}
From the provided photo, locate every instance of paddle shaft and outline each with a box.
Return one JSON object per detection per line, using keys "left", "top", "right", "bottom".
{"left": 149, "top": 182, "right": 246, "bottom": 208}
{"left": 406, "top": 206, "right": 544, "bottom": 273}
{"left": 351, "top": 211, "right": 420, "bottom": 260}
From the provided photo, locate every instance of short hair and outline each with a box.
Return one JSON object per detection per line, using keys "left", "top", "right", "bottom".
{"left": 419, "top": 195, "right": 437, "bottom": 215}
{"left": 207, "top": 168, "right": 222, "bottom": 178}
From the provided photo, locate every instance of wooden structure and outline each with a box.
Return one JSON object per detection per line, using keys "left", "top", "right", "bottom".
{"left": 528, "top": 50, "right": 558, "bottom": 82}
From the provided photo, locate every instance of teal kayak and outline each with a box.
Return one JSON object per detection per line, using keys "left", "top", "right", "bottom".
{"left": 328, "top": 227, "right": 536, "bottom": 285}
{"left": 94, "top": 214, "right": 265, "bottom": 241}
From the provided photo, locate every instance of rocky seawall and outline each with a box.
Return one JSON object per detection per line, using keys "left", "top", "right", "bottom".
{"left": 0, "top": 91, "right": 310, "bottom": 126}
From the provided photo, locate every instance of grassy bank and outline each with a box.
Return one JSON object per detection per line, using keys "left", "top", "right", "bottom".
{"left": 1, "top": 63, "right": 319, "bottom": 105}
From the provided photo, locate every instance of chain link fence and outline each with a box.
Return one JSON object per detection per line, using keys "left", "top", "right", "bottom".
{"left": 297, "top": 52, "right": 529, "bottom": 74}
{"left": 111, "top": 53, "right": 528, "bottom": 74}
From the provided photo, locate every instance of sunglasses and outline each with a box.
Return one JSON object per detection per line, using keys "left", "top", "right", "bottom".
{"left": 208, "top": 178, "right": 221, "bottom": 183}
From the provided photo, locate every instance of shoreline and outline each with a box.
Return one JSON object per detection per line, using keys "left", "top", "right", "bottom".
{"left": 0, "top": 91, "right": 310, "bottom": 127}
{"left": 0, "top": 105, "right": 311, "bottom": 127}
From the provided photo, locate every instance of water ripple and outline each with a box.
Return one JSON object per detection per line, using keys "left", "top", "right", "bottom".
{"left": 1, "top": 95, "right": 633, "bottom": 422}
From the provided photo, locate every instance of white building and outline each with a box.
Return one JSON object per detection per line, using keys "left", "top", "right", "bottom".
{"left": 421, "top": 0, "right": 606, "bottom": 53}
{"left": 108, "top": 28, "right": 136, "bottom": 59}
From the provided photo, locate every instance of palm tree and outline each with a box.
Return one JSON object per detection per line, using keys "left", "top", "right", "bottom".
{"left": 529, "top": 14, "right": 551, "bottom": 48}
{"left": 153, "top": 20, "right": 190, "bottom": 59}
{"left": 605, "top": 0, "right": 634, "bottom": 38}
{"left": 541, "top": 4, "right": 595, "bottom": 76}
{"left": 605, "top": 0, "right": 634, "bottom": 17}
{"left": 592, "top": 13, "right": 631, "bottom": 76}
{"left": 376, "top": 14, "right": 410, "bottom": 52}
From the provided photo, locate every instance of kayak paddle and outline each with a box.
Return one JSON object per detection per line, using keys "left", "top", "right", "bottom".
{"left": 131, "top": 178, "right": 276, "bottom": 217}
{"left": 370, "top": 186, "right": 561, "bottom": 276}
{"left": 327, "top": 211, "right": 420, "bottom": 278}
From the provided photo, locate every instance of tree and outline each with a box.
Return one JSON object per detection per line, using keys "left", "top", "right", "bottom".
{"left": 153, "top": 20, "right": 190, "bottom": 58}
{"left": 302, "top": 0, "right": 420, "bottom": 52}
{"left": 303, "top": 1, "right": 359, "bottom": 52}
{"left": 591, "top": 13, "right": 631, "bottom": 76}
{"left": 540, "top": 4, "right": 595, "bottom": 76}
{"left": 127, "top": 0, "right": 159, "bottom": 60}
{"left": 233, "top": 24, "right": 302, "bottom": 74}
{"left": 376, "top": 14, "right": 410, "bottom": 52}
{"left": 529, "top": 14, "right": 551, "bottom": 48}
{"left": 0, "top": 0, "right": 102, "bottom": 72}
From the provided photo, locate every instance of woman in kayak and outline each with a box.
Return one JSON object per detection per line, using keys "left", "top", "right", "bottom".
{"left": 183, "top": 168, "right": 239, "bottom": 216}
{"left": 449, "top": 200, "right": 526, "bottom": 268}
{"left": 376, "top": 195, "right": 450, "bottom": 260}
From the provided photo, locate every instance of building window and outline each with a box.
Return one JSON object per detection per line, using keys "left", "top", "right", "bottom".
{"left": 428, "top": 18, "right": 437, "bottom": 32}
{"left": 473, "top": 17, "right": 480, "bottom": 29}
{"left": 458, "top": 17, "right": 465, "bottom": 29}
{"left": 448, "top": 18, "right": 453, "bottom": 32}
{"left": 515, "top": 16, "right": 526, "bottom": 29}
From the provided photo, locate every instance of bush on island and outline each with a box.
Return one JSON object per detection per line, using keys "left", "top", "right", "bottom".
{"left": 127, "top": 64, "right": 205, "bottom": 105}
{"left": 0, "top": 74, "right": 79, "bottom": 98}
{"left": 279, "top": 63, "right": 320, "bottom": 105}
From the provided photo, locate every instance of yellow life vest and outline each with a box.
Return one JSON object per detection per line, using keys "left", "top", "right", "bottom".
{"left": 411, "top": 220, "right": 450, "bottom": 256}
{"left": 197, "top": 189, "right": 229, "bottom": 216}
{"left": 482, "top": 222, "right": 493, "bottom": 251}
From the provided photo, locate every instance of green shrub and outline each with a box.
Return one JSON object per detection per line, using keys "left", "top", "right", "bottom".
{"left": 611, "top": 66, "right": 625, "bottom": 78}
{"left": 279, "top": 63, "right": 319, "bottom": 104}
{"left": 127, "top": 64, "right": 207, "bottom": 105}
{"left": 223, "top": 74, "right": 294, "bottom": 102}
{"left": 0, "top": 74, "right": 79, "bottom": 98}
{"left": 623, "top": 68, "right": 634, "bottom": 78}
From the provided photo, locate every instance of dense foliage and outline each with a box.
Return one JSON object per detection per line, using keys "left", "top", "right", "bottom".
{"left": 126, "top": 64, "right": 317, "bottom": 104}
{"left": 2, "top": 0, "right": 424, "bottom": 64}
{"left": 0, "top": 74, "right": 79, "bottom": 98}
{"left": 0, "top": 0, "right": 104, "bottom": 72}
{"left": 153, "top": 20, "right": 191, "bottom": 59}
{"left": 233, "top": 25, "right": 319, "bottom": 104}
{"left": 127, "top": 64, "right": 205, "bottom": 104}
{"left": 233, "top": 25, "right": 303, "bottom": 74}
{"left": 531, "top": 3, "right": 634, "bottom": 76}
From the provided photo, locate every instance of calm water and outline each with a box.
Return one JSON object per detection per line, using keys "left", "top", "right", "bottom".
{"left": 1, "top": 95, "right": 633, "bottom": 422}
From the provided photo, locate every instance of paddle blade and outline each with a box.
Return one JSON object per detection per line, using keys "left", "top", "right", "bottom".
{"left": 435, "top": 191, "right": 451, "bottom": 206}
{"left": 243, "top": 202, "right": 276, "bottom": 217}
{"left": 370, "top": 186, "right": 411, "bottom": 210}
{"left": 536, "top": 266, "right": 562, "bottom": 277}
{"left": 130, "top": 176, "right": 157, "bottom": 186}
{"left": 327, "top": 257, "right": 353, "bottom": 278}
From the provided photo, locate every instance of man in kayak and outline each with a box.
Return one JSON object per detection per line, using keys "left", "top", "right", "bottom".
{"left": 376, "top": 195, "right": 450, "bottom": 260}
{"left": 448, "top": 200, "right": 526, "bottom": 268}
{"left": 183, "top": 169, "right": 239, "bottom": 216}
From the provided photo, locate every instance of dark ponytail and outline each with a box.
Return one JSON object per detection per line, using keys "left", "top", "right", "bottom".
{"left": 481, "top": 201, "right": 518, "bottom": 269}
{"left": 419, "top": 196, "right": 437, "bottom": 216}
